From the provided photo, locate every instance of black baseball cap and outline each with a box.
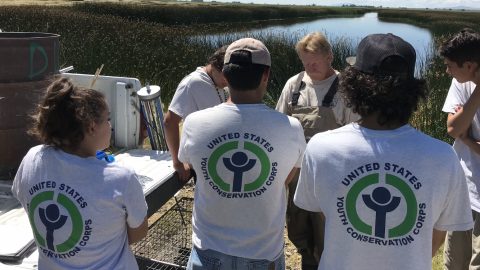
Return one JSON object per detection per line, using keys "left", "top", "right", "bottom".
{"left": 346, "top": 33, "right": 416, "bottom": 80}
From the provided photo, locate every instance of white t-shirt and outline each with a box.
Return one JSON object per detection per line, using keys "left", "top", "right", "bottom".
{"left": 294, "top": 123, "right": 473, "bottom": 270}
{"left": 442, "top": 79, "right": 480, "bottom": 212}
{"left": 178, "top": 103, "right": 306, "bottom": 260}
{"left": 275, "top": 72, "right": 359, "bottom": 125}
{"left": 12, "top": 145, "right": 147, "bottom": 270}
{"left": 169, "top": 67, "right": 228, "bottom": 119}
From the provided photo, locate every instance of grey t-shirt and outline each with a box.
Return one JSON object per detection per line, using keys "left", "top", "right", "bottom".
{"left": 442, "top": 79, "right": 480, "bottom": 212}
{"left": 12, "top": 145, "right": 147, "bottom": 270}
{"left": 179, "top": 103, "right": 306, "bottom": 260}
{"left": 294, "top": 123, "right": 473, "bottom": 270}
{"left": 169, "top": 67, "right": 228, "bottom": 119}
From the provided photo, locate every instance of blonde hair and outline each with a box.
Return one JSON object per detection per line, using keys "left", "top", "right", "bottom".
{"left": 296, "top": 31, "right": 331, "bottom": 56}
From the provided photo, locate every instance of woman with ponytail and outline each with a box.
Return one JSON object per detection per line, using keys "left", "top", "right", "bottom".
{"left": 11, "top": 77, "right": 148, "bottom": 270}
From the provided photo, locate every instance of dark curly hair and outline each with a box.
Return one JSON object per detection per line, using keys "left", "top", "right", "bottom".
{"left": 208, "top": 45, "right": 229, "bottom": 71}
{"left": 439, "top": 28, "right": 480, "bottom": 67}
{"left": 339, "top": 66, "right": 428, "bottom": 126}
{"left": 29, "top": 76, "right": 107, "bottom": 149}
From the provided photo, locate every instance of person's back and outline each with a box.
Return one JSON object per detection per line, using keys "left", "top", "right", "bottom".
{"left": 294, "top": 33, "right": 473, "bottom": 270}
{"left": 298, "top": 123, "right": 470, "bottom": 270}
{"left": 180, "top": 103, "right": 304, "bottom": 259}
{"left": 180, "top": 38, "right": 306, "bottom": 269}
{"left": 12, "top": 77, "right": 148, "bottom": 270}
{"left": 13, "top": 146, "right": 145, "bottom": 269}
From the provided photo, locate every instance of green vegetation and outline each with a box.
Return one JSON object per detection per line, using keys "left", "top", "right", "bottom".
{"left": 379, "top": 9, "right": 480, "bottom": 144}
{"left": 0, "top": 3, "right": 358, "bottom": 109}
{"left": 72, "top": 2, "right": 372, "bottom": 26}
{"left": 0, "top": 4, "right": 477, "bottom": 145}
{"left": 379, "top": 9, "right": 480, "bottom": 36}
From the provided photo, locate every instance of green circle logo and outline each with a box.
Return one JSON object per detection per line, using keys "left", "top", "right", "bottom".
{"left": 29, "top": 191, "right": 83, "bottom": 253}
{"left": 208, "top": 141, "right": 270, "bottom": 192}
{"left": 346, "top": 173, "right": 417, "bottom": 239}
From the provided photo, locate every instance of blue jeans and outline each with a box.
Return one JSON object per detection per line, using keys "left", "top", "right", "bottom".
{"left": 186, "top": 245, "right": 285, "bottom": 270}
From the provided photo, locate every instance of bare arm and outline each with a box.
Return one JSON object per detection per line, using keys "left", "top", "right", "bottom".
{"left": 432, "top": 229, "right": 447, "bottom": 258}
{"left": 163, "top": 110, "right": 191, "bottom": 181}
{"left": 285, "top": 168, "right": 298, "bottom": 185}
{"left": 127, "top": 216, "right": 148, "bottom": 245}
{"left": 319, "top": 212, "right": 326, "bottom": 221}
{"left": 447, "top": 87, "right": 480, "bottom": 138}
{"left": 458, "top": 128, "right": 480, "bottom": 155}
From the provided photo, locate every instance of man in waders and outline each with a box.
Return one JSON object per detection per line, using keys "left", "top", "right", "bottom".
{"left": 275, "top": 31, "right": 359, "bottom": 270}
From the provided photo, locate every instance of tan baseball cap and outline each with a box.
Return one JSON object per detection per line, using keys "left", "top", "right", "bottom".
{"left": 224, "top": 38, "right": 271, "bottom": 67}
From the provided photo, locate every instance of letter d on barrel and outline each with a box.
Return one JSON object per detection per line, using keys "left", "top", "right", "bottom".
{"left": 0, "top": 33, "right": 60, "bottom": 179}
{"left": 28, "top": 42, "right": 49, "bottom": 79}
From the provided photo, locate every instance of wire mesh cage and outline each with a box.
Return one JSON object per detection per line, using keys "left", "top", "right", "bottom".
{"left": 134, "top": 197, "right": 193, "bottom": 270}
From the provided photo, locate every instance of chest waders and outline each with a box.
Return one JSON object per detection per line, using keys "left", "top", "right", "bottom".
{"left": 291, "top": 71, "right": 341, "bottom": 142}
{"left": 287, "top": 71, "right": 340, "bottom": 270}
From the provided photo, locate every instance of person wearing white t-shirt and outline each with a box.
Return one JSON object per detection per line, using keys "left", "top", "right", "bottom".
{"left": 294, "top": 33, "right": 473, "bottom": 270}
{"left": 179, "top": 38, "right": 306, "bottom": 270}
{"left": 439, "top": 28, "right": 480, "bottom": 270}
{"left": 12, "top": 77, "right": 148, "bottom": 270}
{"left": 164, "top": 45, "right": 229, "bottom": 181}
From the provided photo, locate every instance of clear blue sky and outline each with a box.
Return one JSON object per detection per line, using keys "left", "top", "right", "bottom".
{"left": 209, "top": 0, "right": 480, "bottom": 9}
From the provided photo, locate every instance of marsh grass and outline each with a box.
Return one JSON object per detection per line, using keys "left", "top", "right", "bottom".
{"left": 378, "top": 9, "right": 480, "bottom": 36}
{"left": 410, "top": 36, "right": 454, "bottom": 145}
{"left": 72, "top": 2, "right": 372, "bottom": 26}
{"left": 0, "top": 4, "right": 473, "bottom": 143}
{"left": 0, "top": 4, "right": 358, "bottom": 109}
{"left": 378, "top": 8, "right": 480, "bottom": 144}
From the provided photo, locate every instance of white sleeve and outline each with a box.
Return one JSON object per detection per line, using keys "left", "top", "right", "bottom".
{"left": 124, "top": 173, "right": 148, "bottom": 228}
{"left": 442, "top": 79, "right": 466, "bottom": 114}
{"left": 12, "top": 150, "right": 30, "bottom": 208}
{"left": 294, "top": 120, "right": 307, "bottom": 168}
{"left": 276, "top": 80, "right": 293, "bottom": 116}
{"left": 434, "top": 161, "right": 474, "bottom": 231}
{"left": 178, "top": 118, "right": 190, "bottom": 165}
{"left": 293, "top": 143, "right": 322, "bottom": 212}
{"left": 168, "top": 80, "right": 199, "bottom": 119}
{"left": 12, "top": 162, "right": 23, "bottom": 205}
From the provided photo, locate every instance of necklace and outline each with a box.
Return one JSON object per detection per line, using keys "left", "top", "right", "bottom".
{"left": 216, "top": 87, "right": 228, "bottom": 103}
{"left": 205, "top": 66, "right": 228, "bottom": 103}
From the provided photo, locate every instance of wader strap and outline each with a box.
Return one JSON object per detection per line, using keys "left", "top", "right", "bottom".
{"left": 321, "top": 76, "right": 339, "bottom": 107}
{"left": 291, "top": 71, "right": 305, "bottom": 107}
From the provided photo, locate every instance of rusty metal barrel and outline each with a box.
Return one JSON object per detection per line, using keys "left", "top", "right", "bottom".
{"left": 0, "top": 33, "right": 60, "bottom": 179}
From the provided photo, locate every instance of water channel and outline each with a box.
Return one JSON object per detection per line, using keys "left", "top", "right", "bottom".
{"left": 199, "top": 12, "right": 433, "bottom": 59}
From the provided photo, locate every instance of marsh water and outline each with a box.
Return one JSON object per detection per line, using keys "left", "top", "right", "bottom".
{"left": 197, "top": 12, "right": 433, "bottom": 57}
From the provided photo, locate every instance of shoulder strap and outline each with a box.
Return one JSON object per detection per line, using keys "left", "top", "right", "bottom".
{"left": 291, "top": 71, "right": 305, "bottom": 107}
{"left": 322, "top": 75, "right": 339, "bottom": 107}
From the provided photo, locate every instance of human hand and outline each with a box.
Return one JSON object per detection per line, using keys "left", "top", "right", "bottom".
{"left": 173, "top": 161, "right": 191, "bottom": 181}
{"left": 454, "top": 105, "right": 463, "bottom": 113}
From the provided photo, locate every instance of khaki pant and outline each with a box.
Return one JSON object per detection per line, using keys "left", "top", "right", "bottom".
{"left": 286, "top": 170, "right": 325, "bottom": 268}
{"left": 444, "top": 210, "right": 480, "bottom": 270}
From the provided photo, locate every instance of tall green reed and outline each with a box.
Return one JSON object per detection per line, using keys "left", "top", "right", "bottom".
{"left": 378, "top": 9, "right": 480, "bottom": 143}
{"left": 0, "top": 5, "right": 357, "bottom": 109}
